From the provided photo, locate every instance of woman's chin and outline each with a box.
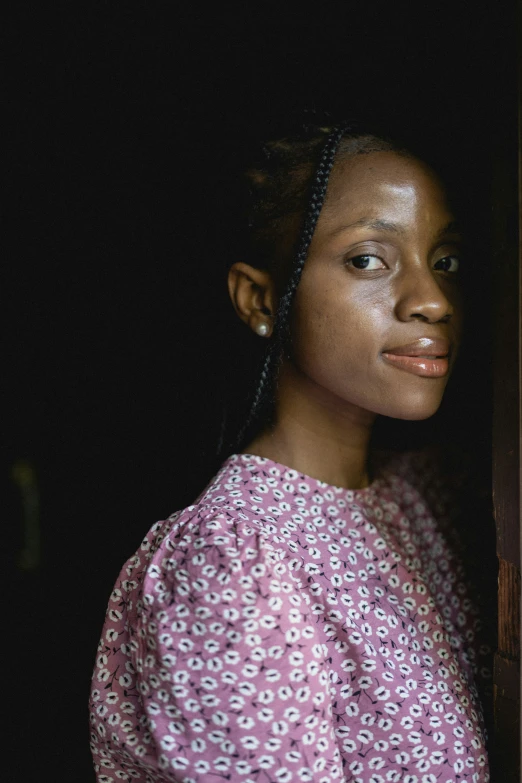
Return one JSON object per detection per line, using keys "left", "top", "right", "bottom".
{"left": 378, "top": 394, "right": 445, "bottom": 421}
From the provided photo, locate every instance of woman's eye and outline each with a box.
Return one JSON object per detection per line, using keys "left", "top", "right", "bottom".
{"left": 347, "top": 254, "right": 386, "bottom": 271}
{"left": 434, "top": 255, "right": 460, "bottom": 274}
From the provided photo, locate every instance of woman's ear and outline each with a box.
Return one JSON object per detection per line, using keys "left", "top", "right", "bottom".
{"left": 227, "top": 262, "right": 277, "bottom": 337}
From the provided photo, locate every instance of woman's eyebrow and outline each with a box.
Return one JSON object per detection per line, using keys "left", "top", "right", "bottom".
{"left": 332, "top": 218, "right": 406, "bottom": 236}
{"left": 331, "top": 218, "right": 463, "bottom": 240}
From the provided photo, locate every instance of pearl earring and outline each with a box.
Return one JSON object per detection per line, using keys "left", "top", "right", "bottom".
{"left": 256, "top": 322, "right": 269, "bottom": 337}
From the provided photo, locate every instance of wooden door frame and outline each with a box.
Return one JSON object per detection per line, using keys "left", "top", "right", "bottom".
{"left": 491, "top": 13, "right": 521, "bottom": 775}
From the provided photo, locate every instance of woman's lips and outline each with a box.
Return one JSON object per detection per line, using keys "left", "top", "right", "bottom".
{"left": 381, "top": 337, "right": 450, "bottom": 378}
{"left": 381, "top": 353, "right": 449, "bottom": 377}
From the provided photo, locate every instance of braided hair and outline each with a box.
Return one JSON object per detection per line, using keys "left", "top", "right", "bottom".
{"left": 221, "top": 122, "right": 411, "bottom": 458}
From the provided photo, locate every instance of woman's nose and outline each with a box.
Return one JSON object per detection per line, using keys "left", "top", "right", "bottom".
{"left": 394, "top": 263, "right": 455, "bottom": 324}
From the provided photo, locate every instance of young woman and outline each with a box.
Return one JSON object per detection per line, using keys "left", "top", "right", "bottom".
{"left": 89, "top": 124, "right": 492, "bottom": 782}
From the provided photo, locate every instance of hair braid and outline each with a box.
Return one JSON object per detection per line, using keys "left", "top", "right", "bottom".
{"left": 234, "top": 125, "right": 349, "bottom": 452}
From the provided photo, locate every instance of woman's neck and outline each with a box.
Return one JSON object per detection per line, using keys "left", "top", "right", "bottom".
{"left": 241, "top": 362, "right": 376, "bottom": 491}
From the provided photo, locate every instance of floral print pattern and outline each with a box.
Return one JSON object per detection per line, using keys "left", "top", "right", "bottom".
{"left": 89, "top": 450, "right": 491, "bottom": 782}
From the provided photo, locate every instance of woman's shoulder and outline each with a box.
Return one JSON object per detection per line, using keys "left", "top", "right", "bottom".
{"left": 374, "top": 441, "right": 474, "bottom": 482}
{"left": 114, "top": 496, "right": 273, "bottom": 617}
{"left": 373, "top": 442, "right": 479, "bottom": 512}
{"left": 126, "top": 457, "right": 278, "bottom": 577}
{"left": 373, "top": 441, "right": 494, "bottom": 568}
{"left": 139, "top": 497, "right": 264, "bottom": 562}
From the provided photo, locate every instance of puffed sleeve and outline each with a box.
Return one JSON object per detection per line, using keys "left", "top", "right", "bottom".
{"left": 132, "top": 506, "right": 345, "bottom": 782}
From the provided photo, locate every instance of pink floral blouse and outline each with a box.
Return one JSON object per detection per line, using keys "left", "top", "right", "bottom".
{"left": 89, "top": 449, "right": 491, "bottom": 782}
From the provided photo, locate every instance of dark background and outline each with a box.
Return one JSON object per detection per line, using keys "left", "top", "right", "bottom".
{"left": 4, "top": 3, "right": 514, "bottom": 780}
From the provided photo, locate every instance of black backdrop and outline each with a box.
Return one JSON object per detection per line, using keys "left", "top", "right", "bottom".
{"left": 4, "top": 3, "right": 513, "bottom": 780}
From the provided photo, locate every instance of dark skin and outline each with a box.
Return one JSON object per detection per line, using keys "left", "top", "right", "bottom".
{"left": 228, "top": 151, "right": 464, "bottom": 490}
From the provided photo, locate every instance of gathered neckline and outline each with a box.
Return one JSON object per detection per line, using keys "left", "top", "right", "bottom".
{"left": 225, "top": 452, "right": 388, "bottom": 500}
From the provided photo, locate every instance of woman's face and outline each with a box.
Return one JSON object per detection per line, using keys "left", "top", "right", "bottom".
{"left": 288, "top": 150, "right": 464, "bottom": 421}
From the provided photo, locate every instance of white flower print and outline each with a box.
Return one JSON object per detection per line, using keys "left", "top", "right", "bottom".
{"left": 89, "top": 451, "right": 491, "bottom": 782}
